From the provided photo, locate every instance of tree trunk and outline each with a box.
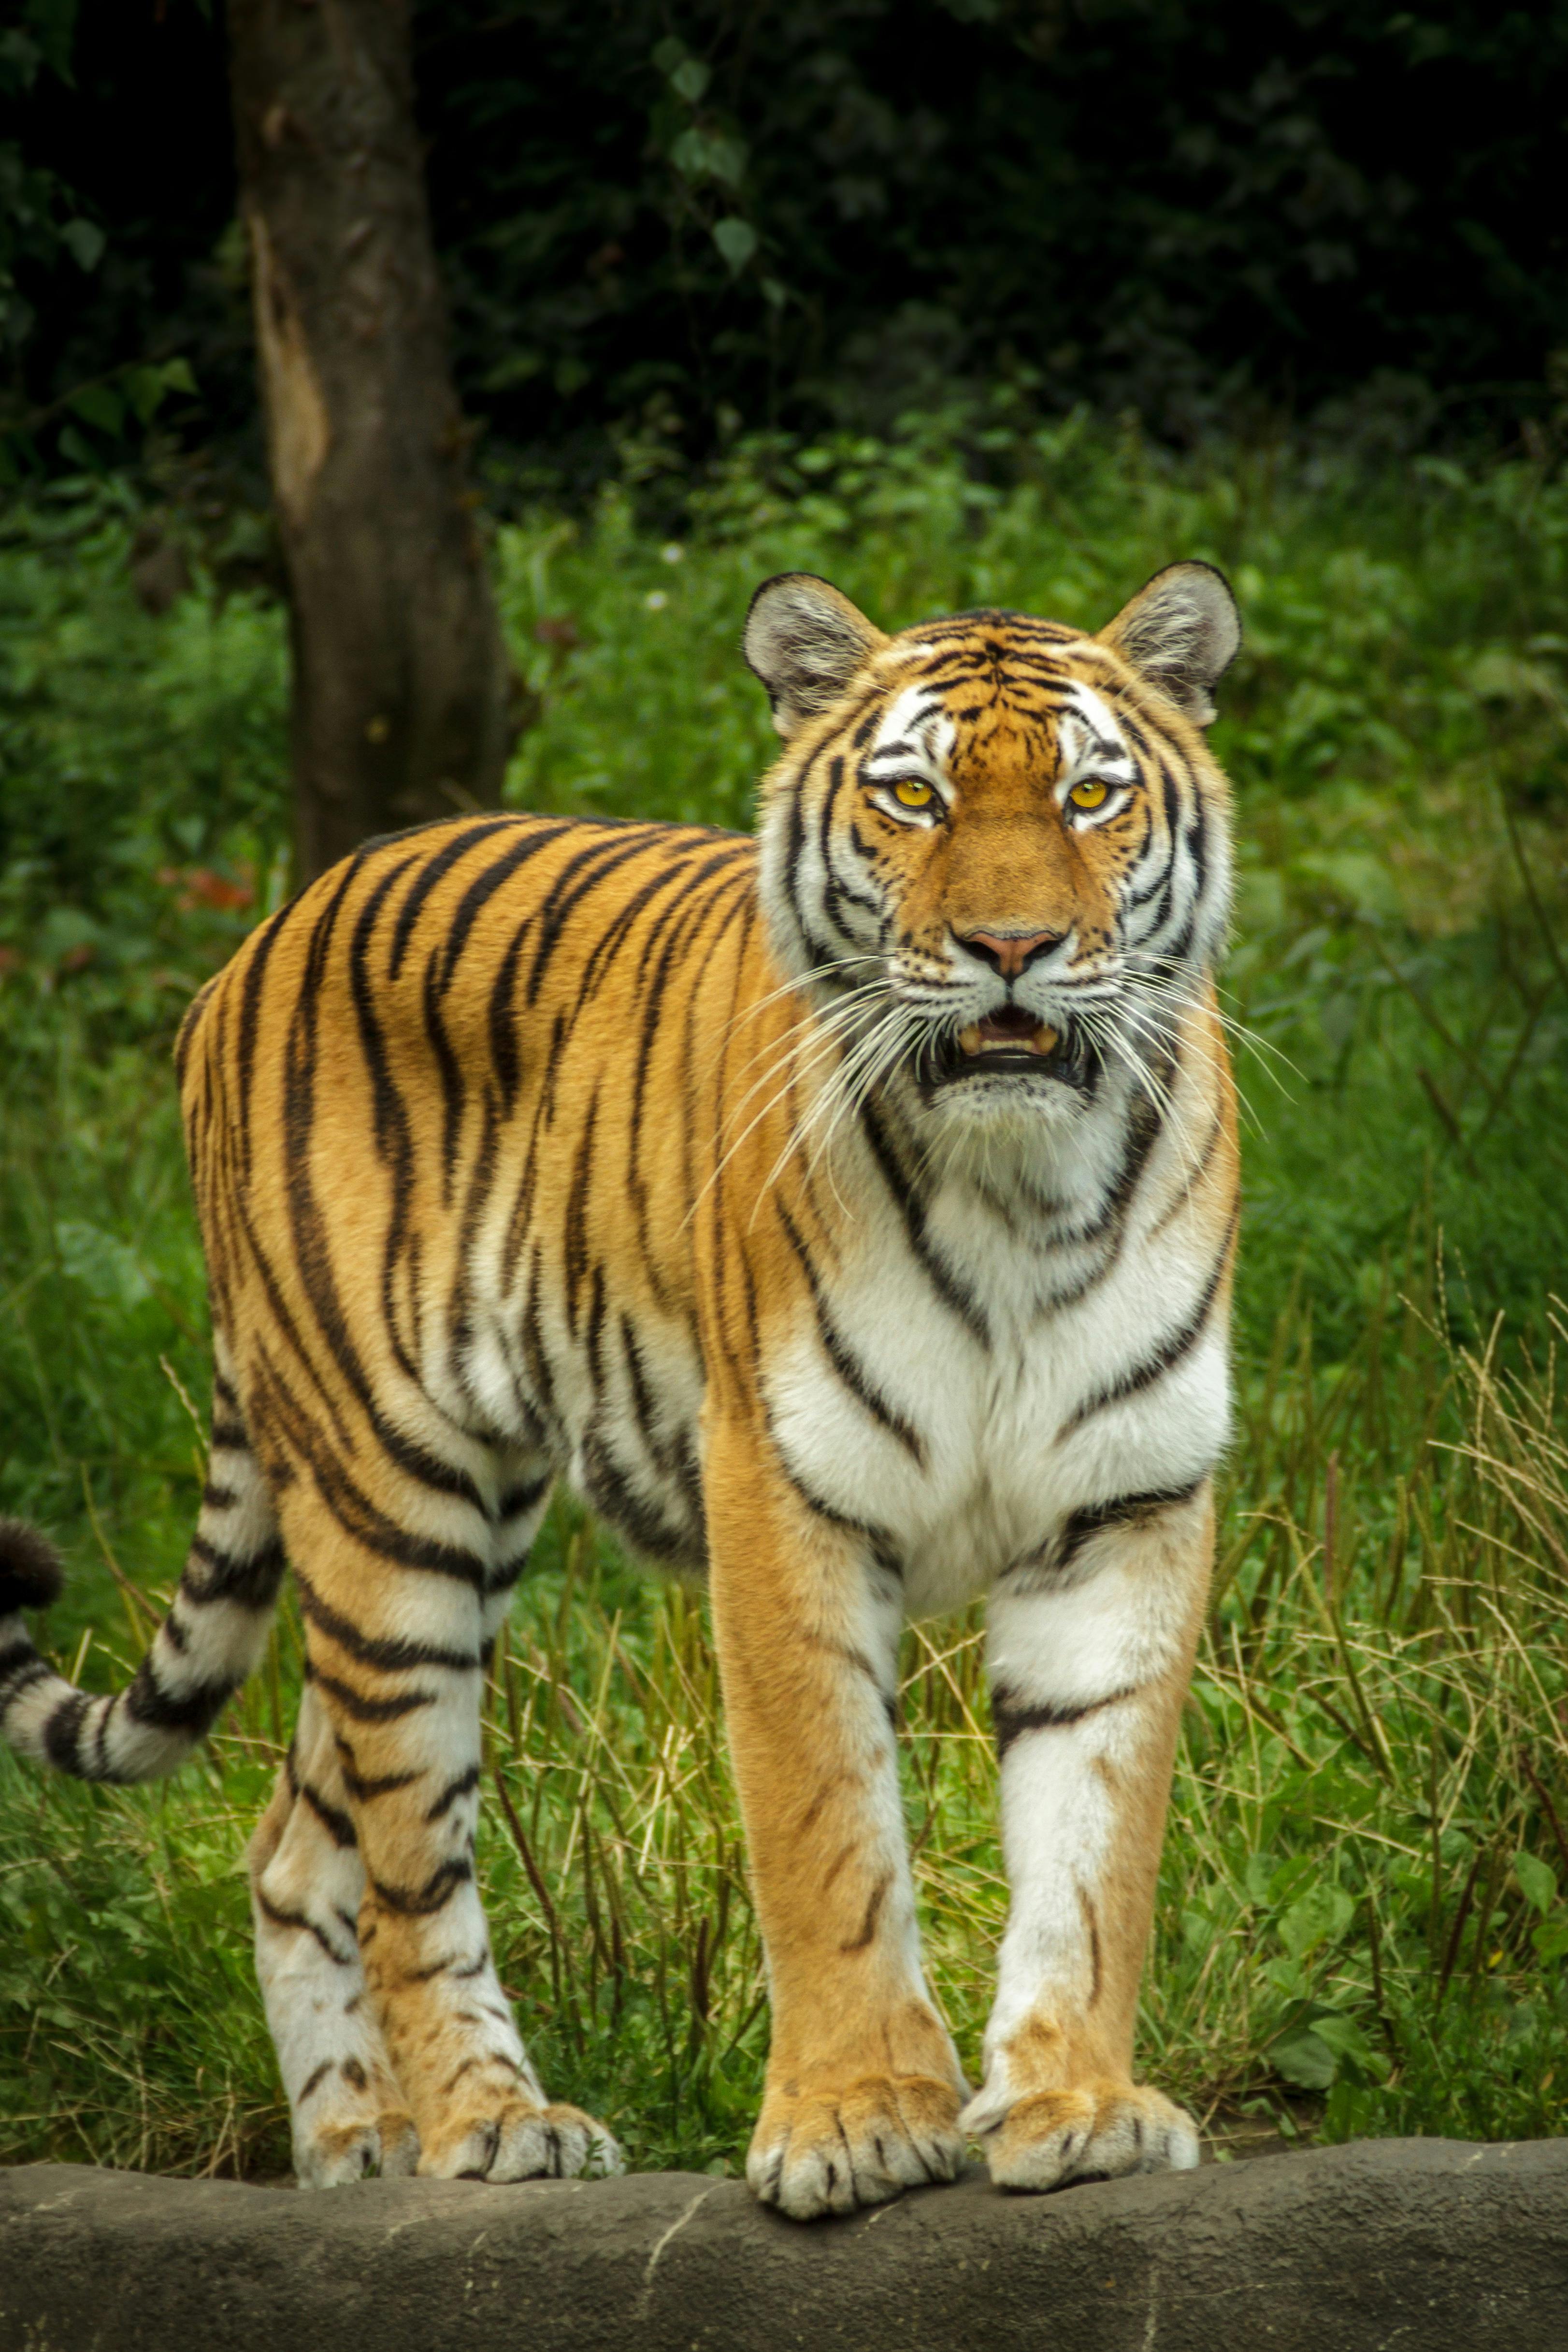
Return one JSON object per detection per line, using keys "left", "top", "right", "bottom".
{"left": 228, "top": 0, "right": 510, "bottom": 882}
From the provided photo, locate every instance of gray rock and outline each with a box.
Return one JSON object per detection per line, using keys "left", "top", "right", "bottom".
{"left": 3, "top": 2140, "right": 1567, "bottom": 2352}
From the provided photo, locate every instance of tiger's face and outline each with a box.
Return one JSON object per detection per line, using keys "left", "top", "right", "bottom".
{"left": 747, "top": 567, "right": 1240, "bottom": 1134}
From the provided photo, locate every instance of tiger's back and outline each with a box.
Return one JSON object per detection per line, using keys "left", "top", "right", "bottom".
{"left": 180, "top": 813, "right": 771, "bottom": 1578}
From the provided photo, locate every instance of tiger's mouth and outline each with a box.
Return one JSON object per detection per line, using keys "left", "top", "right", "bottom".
{"left": 920, "top": 1006, "right": 1098, "bottom": 1090}
{"left": 959, "top": 1007, "right": 1060, "bottom": 1060}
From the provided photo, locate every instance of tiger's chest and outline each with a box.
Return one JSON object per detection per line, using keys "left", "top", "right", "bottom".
{"left": 760, "top": 1172, "right": 1232, "bottom": 1618}
{"left": 468, "top": 1101, "right": 1231, "bottom": 1609}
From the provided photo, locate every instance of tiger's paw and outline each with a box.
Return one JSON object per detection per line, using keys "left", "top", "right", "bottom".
{"left": 963, "top": 2077, "right": 1198, "bottom": 2192}
{"left": 747, "top": 2074, "right": 964, "bottom": 2221}
{"left": 417, "top": 2096, "right": 624, "bottom": 2183}
{"left": 294, "top": 2104, "right": 420, "bottom": 2189}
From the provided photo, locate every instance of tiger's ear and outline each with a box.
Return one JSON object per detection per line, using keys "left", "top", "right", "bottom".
{"left": 744, "top": 573, "right": 887, "bottom": 740}
{"left": 1097, "top": 561, "right": 1241, "bottom": 726}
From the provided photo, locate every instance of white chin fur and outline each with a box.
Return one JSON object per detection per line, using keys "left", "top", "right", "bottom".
{"left": 923, "top": 1070, "right": 1090, "bottom": 1141}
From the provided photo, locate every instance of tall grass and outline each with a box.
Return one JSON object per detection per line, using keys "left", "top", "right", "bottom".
{"left": 2, "top": 414, "right": 1566, "bottom": 2174}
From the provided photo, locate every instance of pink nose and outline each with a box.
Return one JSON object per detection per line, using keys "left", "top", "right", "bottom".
{"left": 958, "top": 929, "right": 1063, "bottom": 981}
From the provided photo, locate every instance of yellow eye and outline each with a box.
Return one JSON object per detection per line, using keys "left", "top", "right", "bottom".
{"left": 893, "top": 779, "right": 935, "bottom": 809}
{"left": 1068, "top": 779, "right": 1109, "bottom": 810}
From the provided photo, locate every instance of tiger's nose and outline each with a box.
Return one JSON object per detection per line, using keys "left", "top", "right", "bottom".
{"left": 957, "top": 928, "right": 1064, "bottom": 981}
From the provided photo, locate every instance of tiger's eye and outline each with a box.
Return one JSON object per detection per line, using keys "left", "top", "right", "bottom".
{"left": 1068, "top": 779, "right": 1109, "bottom": 810}
{"left": 894, "top": 779, "right": 935, "bottom": 809}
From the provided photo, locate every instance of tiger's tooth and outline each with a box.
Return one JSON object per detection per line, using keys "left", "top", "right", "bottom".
{"left": 959, "top": 1025, "right": 982, "bottom": 1055}
{"left": 1032, "top": 1024, "right": 1060, "bottom": 1053}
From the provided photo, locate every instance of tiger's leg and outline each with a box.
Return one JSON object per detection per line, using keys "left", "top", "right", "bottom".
{"left": 961, "top": 1486, "right": 1212, "bottom": 2187}
{"left": 272, "top": 1452, "right": 619, "bottom": 2183}
{"left": 249, "top": 1683, "right": 419, "bottom": 2186}
{"left": 704, "top": 1417, "right": 966, "bottom": 2221}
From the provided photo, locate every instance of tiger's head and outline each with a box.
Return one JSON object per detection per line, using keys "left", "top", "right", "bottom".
{"left": 745, "top": 565, "right": 1240, "bottom": 1138}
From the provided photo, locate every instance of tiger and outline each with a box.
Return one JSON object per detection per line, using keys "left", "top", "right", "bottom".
{"left": 0, "top": 558, "right": 1241, "bottom": 2218}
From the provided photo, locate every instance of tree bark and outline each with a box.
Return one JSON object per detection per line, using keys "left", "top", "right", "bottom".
{"left": 228, "top": 0, "right": 510, "bottom": 882}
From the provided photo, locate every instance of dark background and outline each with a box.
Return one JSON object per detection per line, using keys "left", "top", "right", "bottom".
{"left": 3, "top": 0, "right": 1566, "bottom": 487}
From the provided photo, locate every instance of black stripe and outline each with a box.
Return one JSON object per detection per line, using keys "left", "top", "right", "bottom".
{"left": 1080, "top": 1883, "right": 1103, "bottom": 2008}
{"left": 579, "top": 1430, "right": 694, "bottom": 1564}
{"left": 422, "top": 950, "right": 466, "bottom": 1201}
{"left": 1161, "top": 765, "right": 1181, "bottom": 850}
{"left": 0, "top": 1642, "right": 48, "bottom": 1713}
{"left": 425, "top": 1763, "right": 480, "bottom": 1821}
{"left": 496, "top": 1474, "right": 550, "bottom": 1523}
{"left": 769, "top": 1429, "right": 903, "bottom": 1582}
{"left": 563, "top": 1089, "right": 599, "bottom": 1338}
{"left": 1059, "top": 1203, "right": 1237, "bottom": 1436}
{"left": 295, "top": 1571, "right": 482, "bottom": 1675}
{"left": 783, "top": 758, "right": 840, "bottom": 978}
{"left": 339, "top": 1759, "right": 419, "bottom": 1803}
{"left": 308, "top": 1665, "right": 437, "bottom": 1723}
{"left": 438, "top": 821, "right": 568, "bottom": 995}
{"left": 1048, "top": 1087, "right": 1164, "bottom": 1263}
{"left": 348, "top": 854, "right": 420, "bottom": 1181}
{"left": 1148, "top": 1105, "right": 1224, "bottom": 1238}
{"left": 43, "top": 1688, "right": 91, "bottom": 1770}
{"left": 523, "top": 830, "right": 663, "bottom": 1007}
{"left": 236, "top": 902, "right": 288, "bottom": 1150}
{"left": 488, "top": 918, "right": 530, "bottom": 1118}
{"left": 839, "top": 1872, "right": 891, "bottom": 1954}
{"left": 256, "top": 1356, "right": 489, "bottom": 1590}
{"left": 1052, "top": 1478, "right": 1205, "bottom": 1579}
{"left": 123, "top": 1659, "right": 236, "bottom": 1736}
{"left": 371, "top": 1857, "right": 473, "bottom": 1917}
{"left": 518, "top": 1245, "right": 558, "bottom": 1428}
{"left": 173, "top": 972, "right": 218, "bottom": 1088}
{"left": 257, "top": 1888, "right": 356, "bottom": 1965}
{"left": 572, "top": 839, "right": 749, "bottom": 1020}
{"left": 619, "top": 1312, "right": 669, "bottom": 1472}
{"left": 627, "top": 891, "right": 717, "bottom": 1267}
{"left": 282, "top": 872, "right": 492, "bottom": 1514}
{"left": 388, "top": 818, "right": 519, "bottom": 981}
{"left": 584, "top": 1261, "right": 608, "bottom": 1399}
{"left": 991, "top": 1683, "right": 1139, "bottom": 1760}
{"left": 858, "top": 1095, "right": 988, "bottom": 1344}
{"left": 776, "top": 1200, "right": 926, "bottom": 1463}
{"left": 184, "top": 1534, "right": 286, "bottom": 1609}
{"left": 299, "top": 1776, "right": 358, "bottom": 1848}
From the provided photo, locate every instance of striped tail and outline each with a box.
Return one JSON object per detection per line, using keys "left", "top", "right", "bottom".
{"left": 0, "top": 1392, "right": 286, "bottom": 1784}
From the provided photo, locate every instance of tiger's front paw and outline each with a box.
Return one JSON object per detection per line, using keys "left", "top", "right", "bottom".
{"left": 417, "top": 2095, "right": 623, "bottom": 2183}
{"left": 962, "top": 2077, "right": 1198, "bottom": 2192}
{"left": 295, "top": 2104, "right": 420, "bottom": 2189}
{"left": 747, "top": 2075, "right": 964, "bottom": 2221}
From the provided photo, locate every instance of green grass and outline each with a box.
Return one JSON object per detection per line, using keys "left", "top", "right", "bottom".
{"left": 2, "top": 413, "right": 1567, "bottom": 2176}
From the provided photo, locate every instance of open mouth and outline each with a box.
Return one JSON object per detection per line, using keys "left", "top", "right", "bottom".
{"left": 920, "top": 1006, "right": 1098, "bottom": 1090}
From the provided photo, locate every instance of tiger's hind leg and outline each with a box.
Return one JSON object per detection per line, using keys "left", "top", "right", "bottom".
{"left": 250, "top": 1682, "right": 420, "bottom": 2186}
{"left": 269, "top": 1438, "right": 620, "bottom": 2183}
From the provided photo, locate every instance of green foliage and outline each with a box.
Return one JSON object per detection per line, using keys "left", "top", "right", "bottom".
{"left": 420, "top": 0, "right": 1568, "bottom": 452}
{"left": 4, "top": 3, "right": 1566, "bottom": 469}
{"left": 1, "top": 418, "right": 1567, "bottom": 2172}
{"left": 0, "top": 1, "right": 94, "bottom": 369}
{"left": 0, "top": 479, "right": 288, "bottom": 1034}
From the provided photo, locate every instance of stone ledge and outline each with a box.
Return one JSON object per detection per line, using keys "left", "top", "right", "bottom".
{"left": 4, "top": 2140, "right": 1567, "bottom": 2352}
